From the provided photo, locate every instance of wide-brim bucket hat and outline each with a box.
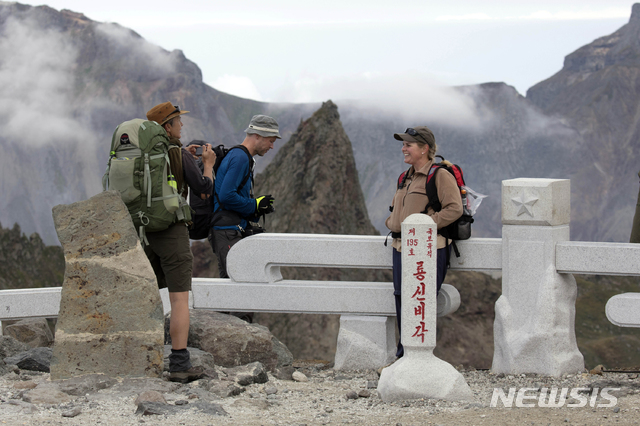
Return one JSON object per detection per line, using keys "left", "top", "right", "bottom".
{"left": 244, "top": 114, "right": 281, "bottom": 139}
{"left": 147, "top": 102, "right": 190, "bottom": 126}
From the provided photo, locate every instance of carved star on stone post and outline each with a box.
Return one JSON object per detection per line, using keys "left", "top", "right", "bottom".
{"left": 511, "top": 190, "right": 539, "bottom": 217}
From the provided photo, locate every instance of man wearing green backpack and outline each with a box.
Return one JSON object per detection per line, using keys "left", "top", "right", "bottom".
{"left": 144, "top": 102, "right": 216, "bottom": 383}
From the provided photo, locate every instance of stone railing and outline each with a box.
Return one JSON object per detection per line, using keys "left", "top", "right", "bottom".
{"left": 2, "top": 178, "right": 640, "bottom": 376}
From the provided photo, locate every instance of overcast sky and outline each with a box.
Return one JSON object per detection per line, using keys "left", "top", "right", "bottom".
{"left": 18, "top": 1, "right": 635, "bottom": 102}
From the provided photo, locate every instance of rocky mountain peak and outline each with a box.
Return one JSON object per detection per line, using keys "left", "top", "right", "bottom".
{"left": 60, "top": 8, "right": 90, "bottom": 23}
{"left": 255, "top": 100, "right": 377, "bottom": 236}
{"left": 631, "top": 3, "right": 640, "bottom": 22}
{"left": 249, "top": 100, "right": 388, "bottom": 359}
{"left": 554, "top": 3, "right": 640, "bottom": 76}
{"left": 525, "top": 3, "right": 640, "bottom": 242}
{"left": 528, "top": 3, "right": 640, "bottom": 107}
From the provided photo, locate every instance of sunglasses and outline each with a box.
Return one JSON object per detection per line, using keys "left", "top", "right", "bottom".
{"left": 164, "top": 105, "right": 181, "bottom": 122}
{"left": 405, "top": 128, "right": 431, "bottom": 146}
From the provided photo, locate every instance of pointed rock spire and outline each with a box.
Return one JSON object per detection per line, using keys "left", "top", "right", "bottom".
{"left": 256, "top": 100, "right": 378, "bottom": 236}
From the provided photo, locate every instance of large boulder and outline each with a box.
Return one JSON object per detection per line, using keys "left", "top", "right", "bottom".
{"left": 50, "top": 190, "right": 164, "bottom": 380}
{"left": 4, "top": 318, "right": 54, "bottom": 348}
{"left": 166, "top": 311, "right": 293, "bottom": 372}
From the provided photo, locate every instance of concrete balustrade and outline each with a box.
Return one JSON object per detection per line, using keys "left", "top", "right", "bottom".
{"left": 556, "top": 241, "right": 640, "bottom": 276}
{"left": 0, "top": 287, "right": 177, "bottom": 323}
{"left": 191, "top": 278, "right": 394, "bottom": 315}
{"left": 2, "top": 177, "right": 640, "bottom": 380}
{"left": 0, "top": 287, "right": 62, "bottom": 321}
{"left": 226, "top": 234, "right": 392, "bottom": 283}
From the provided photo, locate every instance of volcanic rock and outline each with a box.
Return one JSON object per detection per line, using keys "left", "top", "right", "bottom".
{"left": 50, "top": 190, "right": 164, "bottom": 380}
{"left": 4, "top": 318, "right": 54, "bottom": 348}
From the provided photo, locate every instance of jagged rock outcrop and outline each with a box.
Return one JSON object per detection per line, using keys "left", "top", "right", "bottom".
{"left": 256, "top": 100, "right": 378, "bottom": 237}
{"left": 50, "top": 190, "right": 164, "bottom": 380}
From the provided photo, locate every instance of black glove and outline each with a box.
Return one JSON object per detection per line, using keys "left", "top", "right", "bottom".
{"left": 256, "top": 195, "right": 275, "bottom": 214}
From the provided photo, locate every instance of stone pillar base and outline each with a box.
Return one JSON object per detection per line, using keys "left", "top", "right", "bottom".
{"left": 334, "top": 315, "right": 396, "bottom": 370}
{"left": 51, "top": 331, "right": 163, "bottom": 380}
{"left": 378, "top": 350, "right": 474, "bottom": 402}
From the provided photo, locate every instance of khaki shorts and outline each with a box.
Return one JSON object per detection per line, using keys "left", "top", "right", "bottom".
{"left": 144, "top": 223, "right": 193, "bottom": 293}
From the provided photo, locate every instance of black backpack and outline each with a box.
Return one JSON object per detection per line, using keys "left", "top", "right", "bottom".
{"left": 185, "top": 142, "right": 253, "bottom": 240}
{"left": 424, "top": 155, "right": 473, "bottom": 264}
{"left": 423, "top": 155, "right": 473, "bottom": 242}
{"left": 186, "top": 140, "right": 213, "bottom": 240}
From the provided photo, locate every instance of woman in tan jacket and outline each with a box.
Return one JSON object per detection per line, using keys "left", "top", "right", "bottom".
{"left": 385, "top": 126, "right": 463, "bottom": 358}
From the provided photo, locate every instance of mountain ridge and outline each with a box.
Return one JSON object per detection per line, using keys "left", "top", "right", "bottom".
{"left": 527, "top": 3, "right": 640, "bottom": 241}
{"left": 0, "top": 1, "right": 317, "bottom": 244}
{"left": 1, "top": 2, "right": 639, "bottom": 244}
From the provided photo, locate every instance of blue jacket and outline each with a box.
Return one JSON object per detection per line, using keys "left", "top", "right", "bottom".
{"left": 213, "top": 147, "right": 255, "bottom": 230}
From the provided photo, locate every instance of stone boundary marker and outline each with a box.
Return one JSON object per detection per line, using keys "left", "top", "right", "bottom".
{"left": 377, "top": 213, "right": 473, "bottom": 402}
{"left": 49, "top": 191, "right": 164, "bottom": 380}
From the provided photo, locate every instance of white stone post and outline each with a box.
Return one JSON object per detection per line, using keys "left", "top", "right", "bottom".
{"left": 334, "top": 316, "right": 396, "bottom": 370}
{"left": 378, "top": 214, "right": 473, "bottom": 402}
{"left": 493, "top": 178, "right": 584, "bottom": 376}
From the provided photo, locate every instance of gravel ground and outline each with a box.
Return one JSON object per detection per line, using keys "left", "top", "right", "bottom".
{"left": 1, "top": 362, "right": 640, "bottom": 426}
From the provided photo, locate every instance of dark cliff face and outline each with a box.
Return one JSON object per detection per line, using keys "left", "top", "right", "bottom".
{"left": 527, "top": 3, "right": 640, "bottom": 114}
{"left": 526, "top": 3, "right": 640, "bottom": 242}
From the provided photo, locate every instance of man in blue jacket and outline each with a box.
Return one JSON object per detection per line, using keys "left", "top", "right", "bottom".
{"left": 211, "top": 115, "right": 280, "bottom": 312}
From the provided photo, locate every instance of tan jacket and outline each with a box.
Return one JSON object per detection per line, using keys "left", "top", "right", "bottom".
{"left": 385, "top": 160, "right": 463, "bottom": 250}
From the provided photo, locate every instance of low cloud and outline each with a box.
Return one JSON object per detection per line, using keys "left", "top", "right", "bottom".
{"left": 277, "top": 71, "right": 486, "bottom": 129}
{"left": 95, "top": 22, "right": 177, "bottom": 74}
{"left": 0, "top": 16, "right": 105, "bottom": 243}
{"left": 0, "top": 17, "right": 95, "bottom": 147}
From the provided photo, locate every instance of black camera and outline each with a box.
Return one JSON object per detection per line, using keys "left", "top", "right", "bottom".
{"left": 194, "top": 146, "right": 203, "bottom": 156}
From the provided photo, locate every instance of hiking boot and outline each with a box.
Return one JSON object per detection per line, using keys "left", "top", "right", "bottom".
{"left": 169, "top": 365, "right": 205, "bottom": 383}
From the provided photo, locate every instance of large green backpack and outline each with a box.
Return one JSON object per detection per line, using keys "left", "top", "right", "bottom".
{"left": 102, "top": 119, "right": 191, "bottom": 245}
